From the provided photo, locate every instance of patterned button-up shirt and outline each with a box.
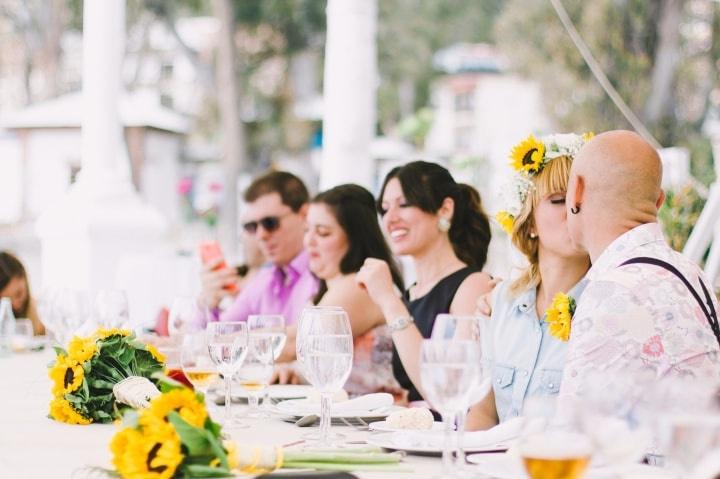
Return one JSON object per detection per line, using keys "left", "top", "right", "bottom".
{"left": 559, "top": 223, "right": 720, "bottom": 399}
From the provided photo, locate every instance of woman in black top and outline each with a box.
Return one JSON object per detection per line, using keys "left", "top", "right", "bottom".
{"left": 357, "top": 161, "right": 493, "bottom": 402}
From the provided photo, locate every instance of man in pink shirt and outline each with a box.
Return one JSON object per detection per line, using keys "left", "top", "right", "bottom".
{"left": 200, "top": 171, "right": 318, "bottom": 359}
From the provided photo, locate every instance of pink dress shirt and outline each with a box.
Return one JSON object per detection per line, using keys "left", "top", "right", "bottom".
{"left": 219, "top": 250, "right": 319, "bottom": 326}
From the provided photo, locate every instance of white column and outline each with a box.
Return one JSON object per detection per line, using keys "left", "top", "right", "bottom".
{"left": 320, "top": 0, "right": 377, "bottom": 190}
{"left": 36, "top": 0, "right": 166, "bottom": 298}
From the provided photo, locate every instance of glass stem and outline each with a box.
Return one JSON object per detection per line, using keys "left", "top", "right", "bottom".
{"left": 455, "top": 409, "right": 467, "bottom": 468}
{"left": 442, "top": 412, "right": 454, "bottom": 475}
{"left": 248, "top": 391, "right": 260, "bottom": 412}
{"left": 319, "top": 393, "right": 332, "bottom": 445}
{"left": 224, "top": 376, "right": 232, "bottom": 424}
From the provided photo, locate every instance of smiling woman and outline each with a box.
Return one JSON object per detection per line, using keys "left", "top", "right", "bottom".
{"left": 304, "top": 184, "right": 405, "bottom": 396}
{"left": 0, "top": 251, "right": 44, "bottom": 335}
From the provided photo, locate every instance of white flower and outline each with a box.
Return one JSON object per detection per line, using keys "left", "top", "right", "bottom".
{"left": 542, "top": 133, "right": 585, "bottom": 160}
{"left": 499, "top": 173, "right": 534, "bottom": 217}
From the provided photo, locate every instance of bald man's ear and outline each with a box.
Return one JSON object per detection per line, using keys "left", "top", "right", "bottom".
{"left": 656, "top": 189, "right": 666, "bottom": 210}
{"left": 570, "top": 175, "right": 584, "bottom": 211}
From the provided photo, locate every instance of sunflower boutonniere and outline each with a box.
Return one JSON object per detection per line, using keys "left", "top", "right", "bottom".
{"left": 544, "top": 292, "right": 576, "bottom": 342}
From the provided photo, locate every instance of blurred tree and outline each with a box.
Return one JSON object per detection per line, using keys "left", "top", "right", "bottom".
{"left": 377, "top": 0, "right": 504, "bottom": 132}
{"left": 494, "top": 0, "right": 719, "bottom": 185}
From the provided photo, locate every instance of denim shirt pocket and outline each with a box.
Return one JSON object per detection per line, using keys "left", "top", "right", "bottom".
{"left": 492, "top": 364, "right": 516, "bottom": 417}
{"left": 538, "top": 369, "right": 563, "bottom": 395}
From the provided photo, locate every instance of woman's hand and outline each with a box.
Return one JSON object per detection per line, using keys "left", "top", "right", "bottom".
{"left": 271, "top": 363, "right": 305, "bottom": 385}
{"left": 199, "top": 258, "right": 239, "bottom": 309}
{"left": 475, "top": 277, "right": 502, "bottom": 316}
{"left": 356, "top": 258, "right": 399, "bottom": 311}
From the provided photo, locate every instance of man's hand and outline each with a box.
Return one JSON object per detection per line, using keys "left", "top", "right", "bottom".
{"left": 199, "top": 258, "right": 240, "bottom": 308}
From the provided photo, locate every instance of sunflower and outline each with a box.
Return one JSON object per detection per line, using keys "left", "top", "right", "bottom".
{"left": 49, "top": 397, "right": 91, "bottom": 425}
{"left": 67, "top": 336, "right": 98, "bottom": 363}
{"left": 145, "top": 388, "right": 207, "bottom": 428}
{"left": 94, "top": 328, "right": 132, "bottom": 340}
{"left": 544, "top": 292, "right": 576, "bottom": 342}
{"left": 111, "top": 425, "right": 182, "bottom": 479}
{"left": 510, "top": 135, "right": 546, "bottom": 174}
{"left": 145, "top": 344, "right": 166, "bottom": 364}
{"left": 495, "top": 211, "right": 515, "bottom": 235}
{"left": 48, "top": 355, "right": 85, "bottom": 396}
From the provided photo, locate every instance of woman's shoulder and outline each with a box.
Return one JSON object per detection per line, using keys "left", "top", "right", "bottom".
{"left": 449, "top": 270, "right": 494, "bottom": 315}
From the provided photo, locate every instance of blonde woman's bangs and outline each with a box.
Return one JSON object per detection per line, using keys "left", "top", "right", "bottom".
{"left": 533, "top": 155, "right": 572, "bottom": 199}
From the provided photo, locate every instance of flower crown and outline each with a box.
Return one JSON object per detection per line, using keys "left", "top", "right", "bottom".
{"left": 496, "top": 132, "right": 593, "bottom": 235}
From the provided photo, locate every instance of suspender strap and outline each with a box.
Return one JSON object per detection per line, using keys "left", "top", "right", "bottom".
{"left": 620, "top": 256, "right": 720, "bottom": 349}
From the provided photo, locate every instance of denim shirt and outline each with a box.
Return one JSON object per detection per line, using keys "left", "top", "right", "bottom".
{"left": 485, "top": 279, "right": 587, "bottom": 422}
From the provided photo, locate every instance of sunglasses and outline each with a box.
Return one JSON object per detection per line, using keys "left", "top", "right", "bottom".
{"left": 242, "top": 212, "right": 292, "bottom": 234}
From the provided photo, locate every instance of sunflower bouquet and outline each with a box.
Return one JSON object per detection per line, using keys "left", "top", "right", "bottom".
{"left": 110, "top": 384, "right": 408, "bottom": 478}
{"left": 544, "top": 292, "right": 577, "bottom": 342}
{"left": 48, "top": 328, "right": 166, "bottom": 425}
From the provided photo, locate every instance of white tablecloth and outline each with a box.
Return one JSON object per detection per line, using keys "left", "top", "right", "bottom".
{"left": 0, "top": 350, "right": 444, "bottom": 478}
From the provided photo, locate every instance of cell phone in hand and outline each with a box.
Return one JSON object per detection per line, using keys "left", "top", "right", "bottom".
{"left": 198, "top": 240, "right": 239, "bottom": 294}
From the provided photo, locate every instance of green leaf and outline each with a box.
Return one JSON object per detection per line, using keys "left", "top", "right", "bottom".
{"left": 53, "top": 345, "right": 68, "bottom": 357}
{"left": 184, "top": 464, "right": 233, "bottom": 478}
{"left": 167, "top": 411, "right": 213, "bottom": 456}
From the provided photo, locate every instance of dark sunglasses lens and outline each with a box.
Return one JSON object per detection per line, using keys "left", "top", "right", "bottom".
{"left": 259, "top": 217, "right": 281, "bottom": 232}
{"left": 242, "top": 221, "right": 258, "bottom": 234}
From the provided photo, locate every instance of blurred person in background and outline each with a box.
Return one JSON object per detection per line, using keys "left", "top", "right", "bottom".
{"left": 0, "top": 251, "right": 45, "bottom": 335}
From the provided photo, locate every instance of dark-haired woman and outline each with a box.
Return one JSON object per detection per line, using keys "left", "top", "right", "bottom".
{"left": 357, "top": 161, "right": 493, "bottom": 402}
{"left": 303, "top": 184, "right": 405, "bottom": 396}
{"left": 0, "top": 251, "right": 45, "bottom": 335}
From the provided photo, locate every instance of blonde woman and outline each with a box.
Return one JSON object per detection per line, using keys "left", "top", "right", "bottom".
{"left": 467, "top": 134, "right": 591, "bottom": 430}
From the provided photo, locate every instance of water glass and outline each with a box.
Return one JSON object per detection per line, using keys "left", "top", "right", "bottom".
{"left": 431, "top": 315, "right": 491, "bottom": 468}
{"left": 248, "top": 314, "right": 286, "bottom": 412}
{"left": 419, "top": 339, "right": 480, "bottom": 477}
{"left": 297, "top": 306, "right": 353, "bottom": 445}
{"left": 12, "top": 318, "right": 34, "bottom": 351}
{"left": 206, "top": 321, "right": 249, "bottom": 426}
{"left": 94, "top": 290, "right": 129, "bottom": 330}
{"left": 237, "top": 332, "right": 275, "bottom": 417}
{"left": 168, "top": 297, "right": 207, "bottom": 337}
{"left": 54, "top": 289, "right": 91, "bottom": 345}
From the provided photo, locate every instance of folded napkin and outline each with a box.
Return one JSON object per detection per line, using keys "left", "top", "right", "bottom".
{"left": 393, "top": 416, "right": 534, "bottom": 449}
{"left": 279, "top": 393, "right": 394, "bottom": 415}
{"left": 332, "top": 393, "right": 394, "bottom": 413}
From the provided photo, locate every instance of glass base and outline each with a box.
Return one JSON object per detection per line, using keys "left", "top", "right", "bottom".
{"left": 301, "top": 431, "right": 346, "bottom": 444}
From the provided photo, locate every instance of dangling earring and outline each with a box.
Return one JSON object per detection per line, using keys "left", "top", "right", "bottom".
{"left": 570, "top": 204, "right": 581, "bottom": 215}
{"left": 438, "top": 217, "right": 451, "bottom": 233}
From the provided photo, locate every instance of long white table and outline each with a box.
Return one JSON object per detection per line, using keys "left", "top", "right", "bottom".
{"left": 0, "top": 349, "right": 444, "bottom": 478}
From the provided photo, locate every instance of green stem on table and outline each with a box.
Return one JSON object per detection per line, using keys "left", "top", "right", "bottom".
{"left": 283, "top": 451, "right": 404, "bottom": 464}
{"left": 282, "top": 462, "right": 413, "bottom": 472}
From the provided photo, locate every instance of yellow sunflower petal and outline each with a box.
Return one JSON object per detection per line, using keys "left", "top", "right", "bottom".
{"left": 67, "top": 336, "right": 98, "bottom": 363}
{"left": 495, "top": 211, "right": 515, "bottom": 235}
{"left": 49, "top": 397, "right": 91, "bottom": 425}
{"left": 146, "top": 388, "right": 207, "bottom": 428}
{"left": 94, "top": 328, "right": 132, "bottom": 340}
{"left": 145, "top": 344, "right": 166, "bottom": 364}
{"left": 510, "top": 135, "right": 546, "bottom": 174}
{"left": 48, "top": 355, "right": 85, "bottom": 395}
{"left": 111, "top": 426, "right": 182, "bottom": 479}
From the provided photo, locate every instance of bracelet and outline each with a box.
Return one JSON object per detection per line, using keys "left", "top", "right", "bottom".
{"left": 388, "top": 315, "right": 414, "bottom": 333}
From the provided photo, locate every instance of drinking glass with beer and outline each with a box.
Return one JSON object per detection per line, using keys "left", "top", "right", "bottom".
{"left": 519, "top": 431, "right": 593, "bottom": 479}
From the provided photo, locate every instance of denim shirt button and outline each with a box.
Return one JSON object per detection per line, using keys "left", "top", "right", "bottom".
{"left": 522, "top": 370, "right": 528, "bottom": 377}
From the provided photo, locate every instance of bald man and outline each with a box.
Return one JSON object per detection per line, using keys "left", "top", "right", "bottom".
{"left": 559, "top": 130, "right": 720, "bottom": 398}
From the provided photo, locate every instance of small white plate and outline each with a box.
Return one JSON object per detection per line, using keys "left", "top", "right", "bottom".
{"left": 231, "top": 384, "right": 313, "bottom": 401}
{"left": 368, "top": 420, "right": 445, "bottom": 433}
{"left": 367, "top": 432, "right": 511, "bottom": 455}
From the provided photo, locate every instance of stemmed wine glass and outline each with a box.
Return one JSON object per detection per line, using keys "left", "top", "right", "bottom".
{"left": 54, "top": 289, "right": 91, "bottom": 345}
{"left": 248, "top": 314, "right": 286, "bottom": 412}
{"left": 431, "top": 314, "right": 491, "bottom": 469}
{"left": 237, "top": 332, "right": 275, "bottom": 418}
{"left": 206, "top": 321, "right": 249, "bottom": 427}
{"left": 94, "top": 290, "right": 130, "bottom": 330}
{"left": 180, "top": 332, "right": 219, "bottom": 402}
{"left": 168, "top": 297, "right": 207, "bottom": 337}
{"left": 296, "top": 306, "right": 353, "bottom": 446}
{"left": 419, "top": 338, "right": 481, "bottom": 478}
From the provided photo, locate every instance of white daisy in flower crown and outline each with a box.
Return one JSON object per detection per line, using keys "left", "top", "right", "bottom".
{"left": 495, "top": 132, "right": 593, "bottom": 235}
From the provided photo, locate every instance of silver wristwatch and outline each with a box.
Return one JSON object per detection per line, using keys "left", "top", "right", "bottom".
{"left": 388, "top": 315, "right": 414, "bottom": 333}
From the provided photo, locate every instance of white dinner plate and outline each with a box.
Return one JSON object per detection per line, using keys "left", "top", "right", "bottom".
{"left": 231, "top": 384, "right": 314, "bottom": 401}
{"left": 273, "top": 398, "right": 401, "bottom": 420}
{"left": 367, "top": 432, "right": 511, "bottom": 456}
{"left": 368, "top": 420, "right": 445, "bottom": 433}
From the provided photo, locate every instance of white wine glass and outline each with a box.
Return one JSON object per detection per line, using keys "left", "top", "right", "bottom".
{"left": 298, "top": 306, "right": 353, "bottom": 446}
{"left": 181, "top": 332, "right": 219, "bottom": 400}
{"left": 94, "top": 290, "right": 129, "bottom": 330}
{"left": 206, "top": 321, "right": 249, "bottom": 427}
{"left": 237, "top": 332, "right": 275, "bottom": 418}
{"left": 419, "top": 339, "right": 480, "bottom": 478}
